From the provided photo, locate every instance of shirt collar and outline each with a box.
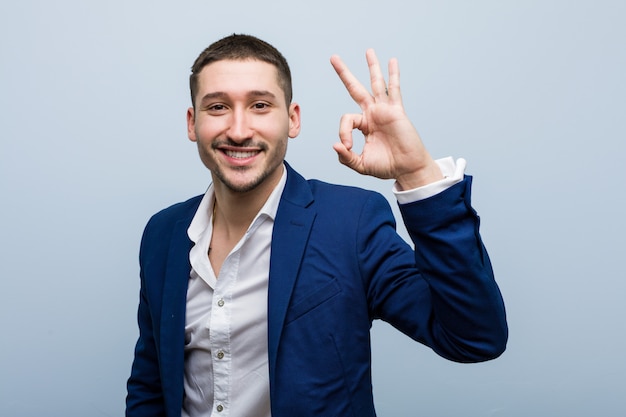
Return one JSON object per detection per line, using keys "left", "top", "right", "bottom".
{"left": 187, "top": 164, "right": 288, "bottom": 244}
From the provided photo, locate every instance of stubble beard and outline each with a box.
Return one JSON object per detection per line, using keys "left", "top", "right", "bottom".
{"left": 208, "top": 140, "right": 287, "bottom": 194}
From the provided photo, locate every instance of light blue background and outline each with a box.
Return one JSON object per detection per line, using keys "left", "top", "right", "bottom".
{"left": 1, "top": 1, "right": 624, "bottom": 416}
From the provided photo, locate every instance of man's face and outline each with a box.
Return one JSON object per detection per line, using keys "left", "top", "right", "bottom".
{"left": 187, "top": 59, "right": 300, "bottom": 194}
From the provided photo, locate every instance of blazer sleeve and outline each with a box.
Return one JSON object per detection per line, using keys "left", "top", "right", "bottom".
{"left": 125, "top": 221, "right": 167, "bottom": 417}
{"left": 363, "top": 176, "right": 507, "bottom": 362}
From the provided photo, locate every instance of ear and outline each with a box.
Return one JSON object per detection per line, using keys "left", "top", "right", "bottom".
{"left": 186, "top": 107, "right": 197, "bottom": 142}
{"left": 288, "top": 103, "right": 301, "bottom": 138}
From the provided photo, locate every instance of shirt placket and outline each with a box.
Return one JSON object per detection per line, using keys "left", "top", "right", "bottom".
{"left": 209, "top": 251, "right": 240, "bottom": 416}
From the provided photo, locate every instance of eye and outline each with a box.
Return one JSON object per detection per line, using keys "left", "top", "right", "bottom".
{"left": 209, "top": 104, "right": 226, "bottom": 111}
{"left": 252, "top": 102, "right": 270, "bottom": 110}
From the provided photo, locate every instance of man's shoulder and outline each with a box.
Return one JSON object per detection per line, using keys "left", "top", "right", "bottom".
{"left": 283, "top": 162, "right": 385, "bottom": 209}
{"left": 138, "top": 194, "right": 203, "bottom": 257}
{"left": 146, "top": 194, "right": 204, "bottom": 230}
{"left": 307, "top": 178, "right": 376, "bottom": 197}
{"left": 305, "top": 178, "right": 390, "bottom": 211}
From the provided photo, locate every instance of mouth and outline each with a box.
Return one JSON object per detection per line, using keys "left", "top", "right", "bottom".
{"left": 224, "top": 149, "right": 260, "bottom": 159}
{"left": 216, "top": 144, "right": 263, "bottom": 167}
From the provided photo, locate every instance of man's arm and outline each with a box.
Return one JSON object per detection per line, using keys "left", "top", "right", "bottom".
{"left": 331, "top": 50, "right": 507, "bottom": 360}
{"left": 400, "top": 177, "right": 507, "bottom": 360}
{"left": 126, "top": 226, "right": 166, "bottom": 417}
{"left": 126, "top": 286, "right": 166, "bottom": 417}
{"left": 358, "top": 179, "right": 507, "bottom": 362}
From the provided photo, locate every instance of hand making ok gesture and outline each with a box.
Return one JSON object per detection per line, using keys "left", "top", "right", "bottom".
{"left": 330, "top": 49, "right": 444, "bottom": 190}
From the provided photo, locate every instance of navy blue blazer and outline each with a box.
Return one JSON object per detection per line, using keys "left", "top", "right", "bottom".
{"left": 126, "top": 162, "right": 507, "bottom": 417}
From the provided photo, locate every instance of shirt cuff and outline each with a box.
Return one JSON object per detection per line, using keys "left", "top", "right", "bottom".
{"left": 392, "top": 157, "right": 466, "bottom": 204}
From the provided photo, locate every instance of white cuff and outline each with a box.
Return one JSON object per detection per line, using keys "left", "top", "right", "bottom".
{"left": 393, "top": 157, "right": 466, "bottom": 204}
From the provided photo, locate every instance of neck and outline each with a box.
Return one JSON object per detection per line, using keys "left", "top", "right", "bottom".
{"left": 208, "top": 166, "right": 283, "bottom": 276}
{"left": 211, "top": 167, "right": 283, "bottom": 237}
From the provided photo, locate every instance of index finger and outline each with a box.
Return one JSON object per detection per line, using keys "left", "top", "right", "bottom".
{"left": 330, "top": 54, "right": 373, "bottom": 108}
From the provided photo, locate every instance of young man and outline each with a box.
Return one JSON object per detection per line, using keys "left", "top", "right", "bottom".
{"left": 126, "top": 34, "right": 507, "bottom": 417}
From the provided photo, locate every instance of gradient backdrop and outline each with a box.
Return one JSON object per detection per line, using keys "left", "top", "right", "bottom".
{"left": 1, "top": 0, "right": 625, "bottom": 416}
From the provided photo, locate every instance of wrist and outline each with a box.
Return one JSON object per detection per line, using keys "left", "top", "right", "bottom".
{"left": 395, "top": 162, "right": 444, "bottom": 191}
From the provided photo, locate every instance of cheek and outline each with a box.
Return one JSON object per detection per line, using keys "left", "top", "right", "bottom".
{"left": 261, "top": 116, "right": 291, "bottom": 139}
{"left": 196, "top": 120, "right": 217, "bottom": 137}
{"left": 196, "top": 114, "right": 228, "bottom": 136}
{"left": 195, "top": 141, "right": 218, "bottom": 171}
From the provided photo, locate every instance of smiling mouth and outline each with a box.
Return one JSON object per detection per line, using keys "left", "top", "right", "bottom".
{"left": 224, "top": 149, "right": 260, "bottom": 159}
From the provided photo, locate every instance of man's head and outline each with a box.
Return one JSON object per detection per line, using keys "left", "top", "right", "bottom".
{"left": 186, "top": 34, "right": 301, "bottom": 195}
{"left": 189, "top": 34, "right": 293, "bottom": 109}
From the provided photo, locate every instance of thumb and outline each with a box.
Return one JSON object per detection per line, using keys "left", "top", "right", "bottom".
{"left": 332, "top": 141, "right": 362, "bottom": 172}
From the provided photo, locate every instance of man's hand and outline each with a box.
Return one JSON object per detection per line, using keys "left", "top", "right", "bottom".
{"left": 330, "top": 49, "right": 443, "bottom": 190}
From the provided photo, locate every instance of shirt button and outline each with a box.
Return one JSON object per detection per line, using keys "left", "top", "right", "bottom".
{"left": 217, "top": 299, "right": 225, "bottom": 307}
{"left": 216, "top": 404, "right": 224, "bottom": 412}
{"left": 217, "top": 351, "right": 224, "bottom": 359}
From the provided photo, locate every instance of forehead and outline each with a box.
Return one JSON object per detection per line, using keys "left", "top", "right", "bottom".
{"left": 196, "top": 59, "right": 282, "bottom": 96}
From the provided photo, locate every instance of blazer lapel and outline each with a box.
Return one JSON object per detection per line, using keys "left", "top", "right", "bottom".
{"left": 267, "top": 163, "right": 316, "bottom": 383}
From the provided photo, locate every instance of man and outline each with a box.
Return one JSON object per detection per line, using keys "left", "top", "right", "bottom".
{"left": 126, "top": 34, "right": 507, "bottom": 417}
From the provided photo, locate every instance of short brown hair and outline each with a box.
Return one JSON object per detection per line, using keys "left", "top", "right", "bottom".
{"left": 189, "top": 34, "right": 293, "bottom": 108}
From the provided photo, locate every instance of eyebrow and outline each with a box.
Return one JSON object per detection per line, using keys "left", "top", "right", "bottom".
{"left": 199, "top": 90, "right": 277, "bottom": 106}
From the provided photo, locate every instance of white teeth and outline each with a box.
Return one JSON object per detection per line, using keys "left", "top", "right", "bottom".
{"left": 225, "top": 150, "right": 257, "bottom": 159}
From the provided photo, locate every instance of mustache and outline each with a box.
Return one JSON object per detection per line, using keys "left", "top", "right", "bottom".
{"left": 212, "top": 138, "right": 268, "bottom": 150}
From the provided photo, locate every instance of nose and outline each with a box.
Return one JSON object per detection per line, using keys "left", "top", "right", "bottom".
{"left": 227, "top": 108, "right": 253, "bottom": 143}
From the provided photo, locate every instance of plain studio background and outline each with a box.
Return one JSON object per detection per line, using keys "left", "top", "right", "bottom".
{"left": 1, "top": 1, "right": 624, "bottom": 416}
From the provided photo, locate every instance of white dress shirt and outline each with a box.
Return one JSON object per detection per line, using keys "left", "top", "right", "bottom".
{"left": 182, "top": 169, "right": 287, "bottom": 417}
{"left": 181, "top": 159, "right": 464, "bottom": 417}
